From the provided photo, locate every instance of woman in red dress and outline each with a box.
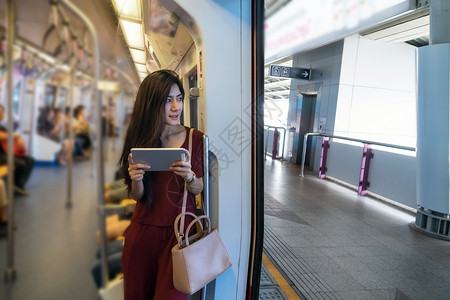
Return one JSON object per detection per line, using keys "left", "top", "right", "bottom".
{"left": 119, "top": 70, "right": 204, "bottom": 300}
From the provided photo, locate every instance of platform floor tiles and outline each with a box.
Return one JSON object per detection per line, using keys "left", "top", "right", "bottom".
{"left": 263, "top": 159, "right": 450, "bottom": 300}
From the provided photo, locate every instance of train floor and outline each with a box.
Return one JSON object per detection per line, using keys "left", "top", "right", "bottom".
{"left": 0, "top": 139, "right": 122, "bottom": 300}
{"left": 263, "top": 158, "right": 450, "bottom": 300}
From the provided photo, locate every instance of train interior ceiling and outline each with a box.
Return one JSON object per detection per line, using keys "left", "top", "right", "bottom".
{"left": 1, "top": 0, "right": 450, "bottom": 300}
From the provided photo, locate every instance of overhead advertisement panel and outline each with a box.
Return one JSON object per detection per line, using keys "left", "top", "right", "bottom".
{"left": 265, "top": 0, "right": 412, "bottom": 63}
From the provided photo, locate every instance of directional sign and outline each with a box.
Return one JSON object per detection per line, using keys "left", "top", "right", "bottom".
{"left": 269, "top": 65, "right": 311, "bottom": 80}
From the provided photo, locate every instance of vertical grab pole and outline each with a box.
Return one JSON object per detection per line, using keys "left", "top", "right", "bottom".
{"left": 201, "top": 135, "right": 209, "bottom": 300}
{"left": 66, "top": 69, "right": 74, "bottom": 208}
{"left": 59, "top": 0, "right": 108, "bottom": 288}
{"left": 203, "top": 135, "right": 210, "bottom": 218}
{"left": 4, "top": 0, "right": 16, "bottom": 281}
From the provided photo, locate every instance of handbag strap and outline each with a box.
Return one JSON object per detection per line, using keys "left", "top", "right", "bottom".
{"left": 179, "top": 128, "right": 194, "bottom": 236}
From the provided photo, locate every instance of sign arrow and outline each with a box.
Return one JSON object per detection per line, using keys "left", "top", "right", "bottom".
{"left": 269, "top": 65, "right": 311, "bottom": 80}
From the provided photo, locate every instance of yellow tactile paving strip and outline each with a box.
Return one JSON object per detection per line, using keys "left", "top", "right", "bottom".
{"left": 262, "top": 252, "right": 301, "bottom": 300}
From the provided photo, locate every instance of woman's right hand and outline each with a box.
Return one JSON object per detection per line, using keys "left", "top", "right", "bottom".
{"left": 128, "top": 153, "right": 150, "bottom": 181}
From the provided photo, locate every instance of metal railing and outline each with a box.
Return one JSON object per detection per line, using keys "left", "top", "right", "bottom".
{"left": 264, "top": 126, "right": 286, "bottom": 160}
{"left": 300, "top": 133, "right": 416, "bottom": 177}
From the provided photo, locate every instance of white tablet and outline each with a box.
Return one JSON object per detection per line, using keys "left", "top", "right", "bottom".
{"left": 131, "top": 148, "right": 186, "bottom": 171}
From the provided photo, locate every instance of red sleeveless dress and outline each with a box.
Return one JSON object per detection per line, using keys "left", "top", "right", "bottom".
{"left": 121, "top": 127, "right": 204, "bottom": 300}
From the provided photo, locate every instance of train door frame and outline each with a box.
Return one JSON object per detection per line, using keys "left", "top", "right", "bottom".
{"left": 163, "top": 0, "right": 264, "bottom": 298}
{"left": 248, "top": 0, "right": 265, "bottom": 299}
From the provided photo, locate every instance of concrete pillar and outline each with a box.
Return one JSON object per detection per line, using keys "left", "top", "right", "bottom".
{"left": 429, "top": 0, "right": 450, "bottom": 45}
{"left": 414, "top": 0, "right": 450, "bottom": 239}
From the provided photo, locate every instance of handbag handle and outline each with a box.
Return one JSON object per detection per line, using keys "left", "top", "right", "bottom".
{"left": 174, "top": 212, "right": 204, "bottom": 246}
{"left": 174, "top": 212, "right": 200, "bottom": 238}
{"left": 185, "top": 215, "right": 211, "bottom": 246}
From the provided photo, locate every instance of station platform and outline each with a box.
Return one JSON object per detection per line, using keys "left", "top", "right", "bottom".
{"left": 263, "top": 159, "right": 450, "bottom": 300}
{"left": 1, "top": 144, "right": 450, "bottom": 300}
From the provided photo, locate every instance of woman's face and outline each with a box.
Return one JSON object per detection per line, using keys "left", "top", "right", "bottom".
{"left": 163, "top": 84, "right": 183, "bottom": 126}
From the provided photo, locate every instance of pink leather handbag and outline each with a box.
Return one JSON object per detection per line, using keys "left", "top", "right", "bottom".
{"left": 171, "top": 129, "right": 232, "bottom": 295}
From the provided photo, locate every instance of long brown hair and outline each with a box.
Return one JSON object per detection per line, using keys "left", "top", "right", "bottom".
{"left": 119, "top": 69, "right": 185, "bottom": 204}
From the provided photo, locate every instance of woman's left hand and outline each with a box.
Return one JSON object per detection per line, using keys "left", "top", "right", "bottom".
{"left": 170, "top": 149, "right": 194, "bottom": 182}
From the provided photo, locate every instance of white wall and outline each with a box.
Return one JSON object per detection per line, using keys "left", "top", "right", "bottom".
{"left": 290, "top": 35, "right": 418, "bottom": 209}
{"left": 327, "top": 36, "right": 417, "bottom": 208}
{"left": 336, "top": 35, "right": 416, "bottom": 147}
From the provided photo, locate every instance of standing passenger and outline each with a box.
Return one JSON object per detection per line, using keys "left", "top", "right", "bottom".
{"left": 119, "top": 70, "right": 204, "bottom": 300}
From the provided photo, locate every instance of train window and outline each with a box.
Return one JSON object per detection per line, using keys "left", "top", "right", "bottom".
{"left": 58, "top": 88, "right": 67, "bottom": 108}
{"left": 44, "top": 85, "right": 57, "bottom": 107}
{"left": 12, "top": 81, "right": 21, "bottom": 116}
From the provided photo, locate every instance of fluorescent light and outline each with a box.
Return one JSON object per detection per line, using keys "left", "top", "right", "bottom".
{"left": 135, "top": 63, "right": 147, "bottom": 73}
{"left": 98, "top": 80, "right": 120, "bottom": 92}
{"left": 120, "top": 19, "right": 144, "bottom": 49}
{"left": 112, "top": 0, "right": 141, "bottom": 20}
{"left": 139, "top": 72, "right": 147, "bottom": 77}
{"left": 130, "top": 48, "right": 146, "bottom": 64}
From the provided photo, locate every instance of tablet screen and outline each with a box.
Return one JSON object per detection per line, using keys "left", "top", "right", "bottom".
{"left": 130, "top": 148, "right": 185, "bottom": 171}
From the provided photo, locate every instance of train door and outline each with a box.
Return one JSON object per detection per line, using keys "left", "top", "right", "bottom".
{"left": 290, "top": 93, "right": 317, "bottom": 166}
{"left": 188, "top": 70, "right": 198, "bottom": 129}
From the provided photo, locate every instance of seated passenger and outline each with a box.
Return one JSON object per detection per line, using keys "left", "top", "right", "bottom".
{"left": 51, "top": 108, "right": 74, "bottom": 164}
{"left": 63, "top": 107, "right": 86, "bottom": 160}
{"left": 92, "top": 207, "right": 133, "bottom": 287}
{"left": 96, "top": 214, "right": 131, "bottom": 246}
{"left": 0, "top": 179, "right": 9, "bottom": 238}
{"left": 0, "top": 105, "right": 35, "bottom": 196}
{"left": 103, "top": 98, "right": 119, "bottom": 137}
{"left": 91, "top": 245, "right": 123, "bottom": 289}
{"left": 96, "top": 176, "right": 133, "bottom": 245}
{"left": 104, "top": 179, "right": 128, "bottom": 204}
{"left": 72, "top": 105, "right": 92, "bottom": 156}
{"left": 37, "top": 106, "right": 74, "bottom": 165}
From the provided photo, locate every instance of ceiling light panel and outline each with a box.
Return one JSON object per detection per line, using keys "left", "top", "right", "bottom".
{"left": 135, "top": 63, "right": 147, "bottom": 73}
{"left": 112, "top": 0, "right": 141, "bottom": 20}
{"left": 130, "top": 48, "right": 146, "bottom": 64}
{"left": 120, "top": 19, "right": 145, "bottom": 49}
